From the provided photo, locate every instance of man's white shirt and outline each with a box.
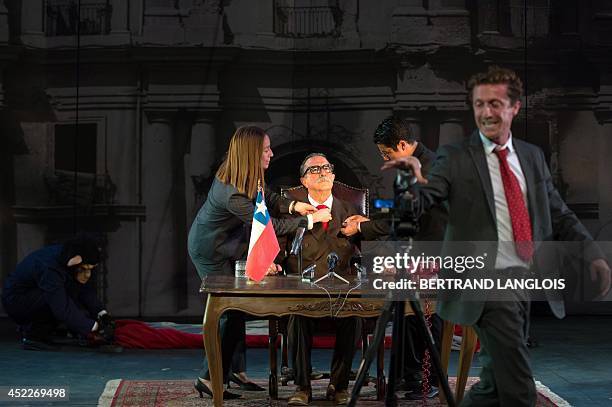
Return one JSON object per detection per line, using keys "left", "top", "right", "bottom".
{"left": 479, "top": 132, "right": 530, "bottom": 269}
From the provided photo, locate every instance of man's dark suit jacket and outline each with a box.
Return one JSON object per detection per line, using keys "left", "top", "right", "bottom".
{"left": 283, "top": 196, "right": 360, "bottom": 278}
{"left": 188, "top": 178, "right": 305, "bottom": 278}
{"left": 412, "top": 132, "right": 602, "bottom": 325}
{"left": 360, "top": 142, "right": 448, "bottom": 242}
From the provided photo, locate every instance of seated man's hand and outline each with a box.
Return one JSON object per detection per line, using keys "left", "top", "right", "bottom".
{"left": 293, "top": 202, "right": 317, "bottom": 215}
{"left": 266, "top": 263, "right": 283, "bottom": 276}
{"left": 341, "top": 215, "right": 369, "bottom": 237}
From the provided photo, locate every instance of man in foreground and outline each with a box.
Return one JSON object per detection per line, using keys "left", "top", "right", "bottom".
{"left": 380, "top": 66, "right": 610, "bottom": 406}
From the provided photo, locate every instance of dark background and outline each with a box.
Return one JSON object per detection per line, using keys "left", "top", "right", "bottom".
{"left": 1, "top": 0, "right": 611, "bottom": 318}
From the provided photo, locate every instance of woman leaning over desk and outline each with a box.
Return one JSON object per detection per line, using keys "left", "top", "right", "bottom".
{"left": 188, "top": 125, "right": 332, "bottom": 399}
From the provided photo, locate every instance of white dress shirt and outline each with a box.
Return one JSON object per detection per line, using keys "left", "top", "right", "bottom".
{"left": 306, "top": 194, "right": 333, "bottom": 229}
{"left": 479, "top": 132, "right": 530, "bottom": 269}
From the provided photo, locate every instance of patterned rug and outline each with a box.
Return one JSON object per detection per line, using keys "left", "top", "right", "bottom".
{"left": 98, "top": 378, "right": 570, "bottom": 406}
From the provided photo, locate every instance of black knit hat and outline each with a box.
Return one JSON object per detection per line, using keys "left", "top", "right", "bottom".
{"left": 61, "top": 233, "right": 102, "bottom": 265}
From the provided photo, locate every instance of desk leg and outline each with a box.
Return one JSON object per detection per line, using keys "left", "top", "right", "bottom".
{"left": 268, "top": 319, "right": 278, "bottom": 399}
{"left": 203, "top": 295, "right": 224, "bottom": 407}
{"left": 456, "top": 325, "right": 477, "bottom": 404}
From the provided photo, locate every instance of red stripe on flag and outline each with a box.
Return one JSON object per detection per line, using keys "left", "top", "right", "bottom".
{"left": 246, "top": 222, "right": 279, "bottom": 282}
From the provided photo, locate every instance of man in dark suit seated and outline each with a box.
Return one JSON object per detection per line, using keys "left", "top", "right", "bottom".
{"left": 281, "top": 153, "right": 362, "bottom": 406}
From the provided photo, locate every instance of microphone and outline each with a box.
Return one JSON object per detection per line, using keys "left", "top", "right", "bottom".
{"left": 290, "top": 219, "right": 308, "bottom": 256}
{"left": 327, "top": 252, "right": 339, "bottom": 271}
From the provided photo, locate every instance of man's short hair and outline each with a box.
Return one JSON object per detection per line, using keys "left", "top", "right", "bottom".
{"left": 372, "top": 116, "right": 418, "bottom": 149}
{"left": 299, "top": 152, "right": 328, "bottom": 177}
{"left": 467, "top": 65, "right": 523, "bottom": 105}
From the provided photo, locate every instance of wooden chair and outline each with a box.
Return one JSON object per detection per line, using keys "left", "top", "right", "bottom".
{"left": 440, "top": 323, "right": 478, "bottom": 404}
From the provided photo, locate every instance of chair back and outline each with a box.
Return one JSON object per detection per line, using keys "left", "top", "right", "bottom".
{"left": 281, "top": 181, "right": 369, "bottom": 216}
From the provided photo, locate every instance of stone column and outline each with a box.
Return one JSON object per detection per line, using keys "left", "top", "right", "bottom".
{"left": 0, "top": 2, "right": 8, "bottom": 43}
{"left": 596, "top": 109, "right": 612, "bottom": 238}
{"left": 438, "top": 117, "right": 464, "bottom": 147}
{"left": 110, "top": 0, "right": 129, "bottom": 34}
{"left": 187, "top": 115, "right": 217, "bottom": 221}
{"left": 142, "top": 111, "right": 177, "bottom": 316}
{"left": 21, "top": 0, "right": 45, "bottom": 47}
{"left": 401, "top": 114, "right": 423, "bottom": 143}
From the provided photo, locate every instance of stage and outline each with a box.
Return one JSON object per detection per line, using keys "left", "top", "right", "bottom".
{"left": 1, "top": 315, "right": 610, "bottom": 406}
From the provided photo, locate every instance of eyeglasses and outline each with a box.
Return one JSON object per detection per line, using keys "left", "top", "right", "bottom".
{"left": 302, "top": 163, "right": 335, "bottom": 177}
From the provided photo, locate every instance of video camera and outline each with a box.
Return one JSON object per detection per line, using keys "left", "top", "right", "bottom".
{"left": 392, "top": 169, "right": 419, "bottom": 238}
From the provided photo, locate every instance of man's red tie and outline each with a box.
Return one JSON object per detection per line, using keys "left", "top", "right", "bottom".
{"left": 494, "top": 148, "right": 534, "bottom": 261}
{"left": 316, "top": 204, "right": 329, "bottom": 231}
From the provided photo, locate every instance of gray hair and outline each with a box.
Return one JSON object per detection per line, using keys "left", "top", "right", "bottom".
{"left": 299, "top": 152, "right": 328, "bottom": 177}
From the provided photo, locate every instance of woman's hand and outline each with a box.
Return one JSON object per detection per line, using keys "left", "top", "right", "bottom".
{"left": 266, "top": 263, "right": 283, "bottom": 276}
{"left": 311, "top": 208, "right": 332, "bottom": 224}
{"left": 293, "top": 202, "right": 317, "bottom": 215}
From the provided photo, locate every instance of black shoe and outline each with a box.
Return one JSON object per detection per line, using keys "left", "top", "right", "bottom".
{"left": 21, "top": 337, "right": 60, "bottom": 351}
{"left": 228, "top": 372, "right": 265, "bottom": 391}
{"left": 404, "top": 385, "right": 439, "bottom": 400}
{"left": 194, "top": 379, "right": 240, "bottom": 400}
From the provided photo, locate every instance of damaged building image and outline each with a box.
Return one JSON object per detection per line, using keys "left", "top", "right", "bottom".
{"left": 1, "top": 0, "right": 611, "bottom": 318}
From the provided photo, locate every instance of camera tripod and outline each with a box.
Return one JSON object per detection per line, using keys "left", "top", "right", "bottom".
{"left": 347, "top": 293, "right": 456, "bottom": 406}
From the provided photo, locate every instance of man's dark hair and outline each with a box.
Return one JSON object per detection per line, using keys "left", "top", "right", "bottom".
{"left": 467, "top": 65, "right": 523, "bottom": 106}
{"left": 373, "top": 116, "right": 418, "bottom": 149}
{"left": 299, "top": 152, "right": 328, "bottom": 177}
{"left": 61, "top": 233, "right": 102, "bottom": 265}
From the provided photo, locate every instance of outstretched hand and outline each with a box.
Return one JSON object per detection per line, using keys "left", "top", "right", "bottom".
{"left": 341, "top": 215, "right": 370, "bottom": 237}
{"left": 380, "top": 156, "right": 428, "bottom": 184}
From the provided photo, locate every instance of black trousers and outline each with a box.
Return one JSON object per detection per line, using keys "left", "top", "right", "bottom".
{"left": 403, "top": 312, "right": 443, "bottom": 387}
{"left": 288, "top": 315, "right": 362, "bottom": 390}
{"left": 3, "top": 289, "right": 68, "bottom": 339}
{"left": 460, "top": 296, "right": 536, "bottom": 407}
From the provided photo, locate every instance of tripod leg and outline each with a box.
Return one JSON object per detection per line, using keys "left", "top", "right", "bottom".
{"left": 348, "top": 301, "right": 393, "bottom": 407}
{"left": 384, "top": 301, "right": 405, "bottom": 406}
{"left": 408, "top": 300, "right": 456, "bottom": 407}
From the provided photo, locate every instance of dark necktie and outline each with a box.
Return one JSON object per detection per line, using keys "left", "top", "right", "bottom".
{"left": 494, "top": 148, "right": 534, "bottom": 261}
{"left": 316, "top": 204, "right": 329, "bottom": 231}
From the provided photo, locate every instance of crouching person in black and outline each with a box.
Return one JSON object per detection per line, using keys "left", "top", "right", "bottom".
{"left": 1, "top": 234, "right": 115, "bottom": 350}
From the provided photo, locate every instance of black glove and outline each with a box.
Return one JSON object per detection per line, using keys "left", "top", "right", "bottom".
{"left": 97, "top": 313, "right": 115, "bottom": 342}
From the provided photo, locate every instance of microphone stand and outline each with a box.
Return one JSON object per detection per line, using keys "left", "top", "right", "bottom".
{"left": 313, "top": 262, "right": 349, "bottom": 285}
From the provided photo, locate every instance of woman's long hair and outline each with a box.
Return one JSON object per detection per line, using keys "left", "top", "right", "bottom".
{"left": 216, "top": 126, "right": 266, "bottom": 199}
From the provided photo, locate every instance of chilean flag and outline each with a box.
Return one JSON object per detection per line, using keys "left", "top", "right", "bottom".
{"left": 246, "top": 189, "right": 280, "bottom": 281}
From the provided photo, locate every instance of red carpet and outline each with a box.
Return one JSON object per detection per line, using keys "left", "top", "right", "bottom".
{"left": 114, "top": 320, "right": 477, "bottom": 350}
{"left": 98, "top": 378, "right": 569, "bottom": 406}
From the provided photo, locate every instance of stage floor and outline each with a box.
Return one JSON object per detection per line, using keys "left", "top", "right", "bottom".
{"left": 0, "top": 315, "right": 610, "bottom": 406}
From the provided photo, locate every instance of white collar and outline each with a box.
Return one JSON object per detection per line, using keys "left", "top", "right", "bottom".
{"left": 479, "top": 131, "right": 515, "bottom": 155}
{"left": 308, "top": 194, "right": 333, "bottom": 209}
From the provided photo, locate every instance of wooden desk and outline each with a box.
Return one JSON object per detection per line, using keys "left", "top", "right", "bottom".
{"left": 200, "top": 275, "right": 476, "bottom": 407}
